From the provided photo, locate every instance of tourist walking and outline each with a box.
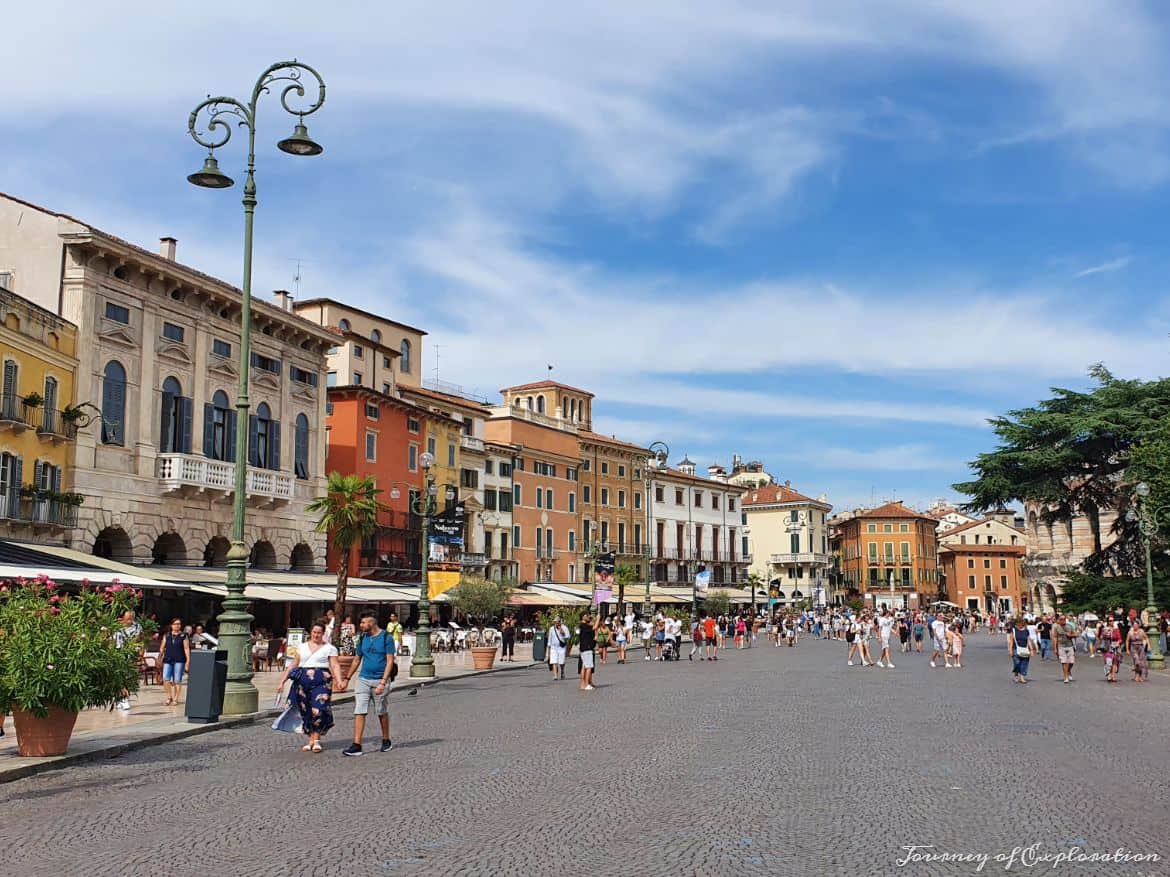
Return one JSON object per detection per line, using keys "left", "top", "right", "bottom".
{"left": 500, "top": 614, "right": 516, "bottom": 662}
{"left": 640, "top": 616, "right": 654, "bottom": 661}
{"left": 734, "top": 615, "right": 747, "bottom": 649}
{"left": 875, "top": 609, "right": 895, "bottom": 669}
{"left": 689, "top": 615, "right": 705, "bottom": 661}
{"left": 703, "top": 613, "right": 718, "bottom": 660}
{"left": 1037, "top": 617, "right": 1053, "bottom": 661}
{"left": 579, "top": 611, "right": 599, "bottom": 691}
{"left": 159, "top": 618, "right": 191, "bottom": 706}
{"left": 929, "top": 614, "right": 950, "bottom": 668}
{"left": 548, "top": 616, "right": 570, "bottom": 680}
{"left": 1100, "top": 619, "right": 1122, "bottom": 682}
{"left": 912, "top": 615, "right": 925, "bottom": 652}
{"left": 596, "top": 617, "right": 611, "bottom": 664}
{"left": 1009, "top": 617, "right": 1034, "bottom": 683}
{"left": 1054, "top": 613, "right": 1078, "bottom": 683}
{"left": 949, "top": 622, "right": 964, "bottom": 668}
{"left": 277, "top": 621, "right": 341, "bottom": 753}
{"left": 341, "top": 611, "right": 397, "bottom": 756}
{"left": 113, "top": 609, "right": 142, "bottom": 712}
{"left": 615, "top": 614, "right": 629, "bottom": 664}
{"left": 1126, "top": 623, "right": 1149, "bottom": 683}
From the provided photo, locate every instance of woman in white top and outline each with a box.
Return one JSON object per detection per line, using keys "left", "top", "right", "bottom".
{"left": 547, "top": 618, "right": 571, "bottom": 680}
{"left": 277, "top": 621, "right": 341, "bottom": 753}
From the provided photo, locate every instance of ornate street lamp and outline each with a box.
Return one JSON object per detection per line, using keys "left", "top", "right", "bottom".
{"left": 388, "top": 453, "right": 452, "bottom": 678}
{"left": 186, "top": 61, "right": 326, "bottom": 715}
{"left": 1125, "top": 481, "right": 1166, "bottom": 670}
{"left": 644, "top": 441, "right": 669, "bottom": 613}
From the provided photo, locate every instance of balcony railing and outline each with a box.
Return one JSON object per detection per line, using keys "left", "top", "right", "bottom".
{"left": 459, "top": 552, "right": 488, "bottom": 568}
{"left": 36, "top": 408, "right": 80, "bottom": 442}
{"left": 0, "top": 490, "right": 79, "bottom": 528}
{"left": 769, "top": 552, "right": 832, "bottom": 566}
{"left": 488, "top": 547, "right": 515, "bottom": 561}
{"left": 0, "top": 394, "right": 37, "bottom": 432}
{"left": 491, "top": 404, "right": 578, "bottom": 434}
{"left": 157, "top": 453, "right": 294, "bottom": 503}
{"left": 460, "top": 435, "right": 485, "bottom": 453}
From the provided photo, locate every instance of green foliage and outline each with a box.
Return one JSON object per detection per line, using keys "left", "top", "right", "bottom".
{"left": 0, "top": 578, "right": 141, "bottom": 717}
{"left": 307, "top": 472, "right": 381, "bottom": 644}
{"left": 535, "top": 606, "right": 585, "bottom": 648}
{"left": 614, "top": 564, "right": 640, "bottom": 602}
{"left": 702, "top": 590, "right": 731, "bottom": 618}
{"left": 1129, "top": 416, "right": 1170, "bottom": 538}
{"left": 1057, "top": 571, "right": 1170, "bottom": 614}
{"left": 449, "top": 576, "right": 513, "bottom": 631}
{"left": 954, "top": 366, "right": 1170, "bottom": 573}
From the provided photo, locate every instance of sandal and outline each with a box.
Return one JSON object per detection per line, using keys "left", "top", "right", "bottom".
{"left": 301, "top": 743, "right": 313, "bottom": 752}
{"left": 311, "top": 743, "right": 322, "bottom": 753}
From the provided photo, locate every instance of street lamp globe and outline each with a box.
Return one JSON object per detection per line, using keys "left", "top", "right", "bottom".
{"left": 420, "top": 451, "right": 434, "bottom": 470}
{"left": 1126, "top": 509, "right": 1138, "bottom": 523}
{"left": 187, "top": 155, "right": 234, "bottom": 188}
{"left": 277, "top": 121, "right": 324, "bottom": 156}
{"left": 1136, "top": 482, "right": 1151, "bottom": 498}
{"left": 428, "top": 483, "right": 438, "bottom": 497}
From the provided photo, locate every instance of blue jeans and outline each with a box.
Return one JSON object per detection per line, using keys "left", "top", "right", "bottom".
{"left": 162, "top": 661, "right": 186, "bottom": 683}
{"left": 1039, "top": 639, "right": 1051, "bottom": 660}
{"left": 1012, "top": 654, "right": 1030, "bottom": 678}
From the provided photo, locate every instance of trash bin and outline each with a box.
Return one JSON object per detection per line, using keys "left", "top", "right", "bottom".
{"left": 185, "top": 648, "right": 228, "bottom": 724}
{"left": 532, "top": 629, "right": 547, "bottom": 663}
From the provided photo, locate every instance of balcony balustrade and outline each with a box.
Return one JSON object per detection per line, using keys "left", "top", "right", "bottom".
{"left": 157, "top": 452, "right": 294, "bottom": 505}
{"left": 769, "top": 552, "right": 833, "bottom": 566}
{"left": 0, "top": 489, "right": 79, "bottom": 529}
{"left": 460, "top": 435, "right": 485, "bottom": 453}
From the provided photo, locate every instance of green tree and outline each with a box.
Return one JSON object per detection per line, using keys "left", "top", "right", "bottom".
{"left": 306, "top": 472, "right": 381, "bottom": 646}
{"left": 448, "top": 575, "right": 513, "bottom": 632}
{"left": 1056, "top": 571, "right": 1170, "bottom": 615}
{"left": 746, "top": 571, "right": 764, "bottom": 610}
{"left": 703, "top": 589, "right": 731, "bottom": 618}
{"left": 954, "top": 365, "right": 1170, "bottom": 574}
{"left": 615, "top": 563, "right": 640, "bottom": 610}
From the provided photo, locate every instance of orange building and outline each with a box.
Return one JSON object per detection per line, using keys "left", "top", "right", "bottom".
{"left": 484, "top": 381, "right": 589, "bottom": 585}
{"left": 324, "top": 384, "right": 456, "bottom": 585}
{"left": 937, "top": 517, "right": 1027, "bottom": 614}
{"left": 578, "top": 430, "right": 650, "bottom": 581}
{"left": 835, "top": 501, "right": 940, "bottom": 611}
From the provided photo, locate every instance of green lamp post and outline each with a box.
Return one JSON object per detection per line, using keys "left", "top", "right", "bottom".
{"left": 1125, "top": 481, "right": 1166, "bottom": 671}
{"left": 644, "top": 441, "right": 669, "bottom": 613}
{"left": 186, "top": 61, "right": 326, "bottom": 715}
{"left": 387, "top": 455, "right": 452, "bottom": 679}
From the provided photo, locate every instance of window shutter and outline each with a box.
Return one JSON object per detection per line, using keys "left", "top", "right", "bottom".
{"left": 2, "top": 360, "right": 16, "bottom": 402}
{"left": 43, "top": 377, "right": 57, "bottom": 413}
{"left": 50, "top": 465, "right": 61, "bottom": 494}
{"left": 159, "top": 391, "right": 174, "bottom": 452}
{"left": 226, "top": 410, "right": 238, "bottom": 462}
{"left": 179, "top": 396, "right": 194, "bottom": 453}
{"left": 203, "top": 404, "right": 216, "bottom": 458}
{"left": 247, "top": 415, "right": 259, "bottom": 466}
{"left": 269, "top": 420, "right": 281, "bottom": 470}
{"left": 33, "top": 460, "right": 43, "bottom": 495}
{"left": 13, "top": 456, "right": 22, "bottom": 507}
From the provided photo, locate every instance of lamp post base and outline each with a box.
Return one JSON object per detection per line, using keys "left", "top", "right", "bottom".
{"left": 1146, "top": 610, "right": 1164, "bottom": 671}
{"left": 218, "top": 546, "right": 258, "bottom": 716}
{"left": 222, "top": 683, "right": 260, "bottom": 716}
{"left": 411, "top": 599, "right": 436, "bottom": 678}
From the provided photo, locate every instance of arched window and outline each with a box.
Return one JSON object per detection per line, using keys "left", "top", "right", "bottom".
{"left": 370, "top": 328, "right": 382, "bottom": 345}
{"left": 159, "top": 376, "right": 192, "bottom": 453}
{"left": 101, "top": 360, "right": 126, "bottom": 445}
{"left": 294, "top": 413, "right": 310, "bottom": 479}
{"left": 338, "top": 318, "right": 351, "bottom": 332}
{"left": 399, "top": 339, "right": 412, "bottom": 374}
{"left": 204, "top": 390, "right": 236, "bottom": 461}
{"left": 248, "top": 402, "right": 280, "bottom": 470}
{"left": 536, "top": 395, "right": 546, "bottom": 414}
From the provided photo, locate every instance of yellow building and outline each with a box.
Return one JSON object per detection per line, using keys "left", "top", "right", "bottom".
{"left": 0, "top": 285, "right": 82, "bottom": 540}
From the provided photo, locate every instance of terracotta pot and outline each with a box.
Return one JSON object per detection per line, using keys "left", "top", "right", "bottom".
{"left": 336, "top": 655, "right": 357, "bottom": 679}
{"left": 12, "top": 707, "right": 79, "bottom": 757}
{"left": 471, "top": 646, "right": 497, "bottom": 670}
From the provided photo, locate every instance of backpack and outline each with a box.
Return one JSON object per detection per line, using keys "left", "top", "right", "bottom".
{"left": 356, "top": 630, "right": 398, "bottom": 681}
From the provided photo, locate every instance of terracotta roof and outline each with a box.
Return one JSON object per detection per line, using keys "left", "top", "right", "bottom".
{"left": 400, "top": 384, "right": 492, "bottom": 415}
{"left": 653, "top": 467, "right": 747, "bottom": 491}
{"left": 855, "top": 501, "right": 934, "bottom": 521}
{"left": 294, "top": 298, "right": 428, "bottom": 336}
{"left": 742, "top": 483, "right": 821, "bottom": 507}
{"left": 499, "top": 379, "right": 594, "bottom": 398}
{"left": 577, "top": 431, "right": 649, "bottom": 453}
{"left": 938, "top": 543, "right": 1026, "bottom": 555}
{"left": 326, "top": 385, "right": 459, "bottom": 424}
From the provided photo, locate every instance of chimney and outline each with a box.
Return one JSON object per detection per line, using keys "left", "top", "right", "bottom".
{"left": 273, "top": 290, "right": 293, "bottom": 311}
{"left": 159, "top": 237, "right": 177, "bottom": 260}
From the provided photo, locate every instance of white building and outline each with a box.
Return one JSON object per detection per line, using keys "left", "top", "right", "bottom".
{"left": 647, "top": 456, "right": 750, "bottom": 588}
{"left": 0, "top": 193, "right": 333, "bottom": 569}
{"left": 742, "top": 482, "right": 834, "bottom": 606}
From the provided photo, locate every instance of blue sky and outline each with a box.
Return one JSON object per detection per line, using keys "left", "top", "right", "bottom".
{"left": 5, "top": 1, "right": 1170, "bottom": 511}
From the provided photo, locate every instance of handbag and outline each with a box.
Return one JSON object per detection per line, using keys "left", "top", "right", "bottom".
{"left": 1015, "top": 645, "right": 1030, "bottom": 658}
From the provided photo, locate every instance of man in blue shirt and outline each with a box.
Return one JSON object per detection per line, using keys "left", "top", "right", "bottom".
{"left": 340, "top": 611, "right": 396, "bottom": 755}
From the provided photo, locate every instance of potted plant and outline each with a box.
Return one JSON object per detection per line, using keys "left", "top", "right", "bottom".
{"left": 17, "top": 484, "right": 37, "bottom": 501}
{"left": 59, "top": 405, "right": 85, "bottom": 424}
{"left": 57, "top": 492, "right": 85, "bottom": 507}
{"left": 0, "top": 577, "right": 141, "bottom": 756}
{"left": 21, "top": 392, "right": 43, "bottom": 410}
{"left": 306, "top": 472, "right": 381, "bottom": 669}
{"left": 449, "top": 576, "right": 513, "bottom": 670}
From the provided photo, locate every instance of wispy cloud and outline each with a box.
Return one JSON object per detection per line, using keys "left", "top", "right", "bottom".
{"left": 1074, "top": 256, "right": 1132, "bottom": 278}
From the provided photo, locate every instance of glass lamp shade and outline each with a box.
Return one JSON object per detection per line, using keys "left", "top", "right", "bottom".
{"left": 1135, "top": 482, "right": 1151, "bottom": 497}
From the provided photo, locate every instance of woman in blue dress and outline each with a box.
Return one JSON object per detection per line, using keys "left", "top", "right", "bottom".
{"left": 277, "top": 621, "right": 342, "bottom": 753}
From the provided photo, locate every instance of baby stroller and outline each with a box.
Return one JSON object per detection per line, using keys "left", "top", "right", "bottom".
{"left": 662, "top": 637, "right": 678, "bottom": 661}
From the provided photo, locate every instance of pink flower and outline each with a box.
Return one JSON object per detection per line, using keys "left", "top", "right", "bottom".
{"left": 49, "top": 595, "right": 60, "bottom": 604}
{"left": 46, "top": 664, "right": 54, "bottom": 670}
{"left": 50, "top": 606, "right": 60, "bottom": 615}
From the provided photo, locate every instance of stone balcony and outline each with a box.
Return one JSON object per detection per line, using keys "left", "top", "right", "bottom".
{"left": 769, "top": 552, "right": 833, "bottom": 566}
{"left": 157, "top": 453, "right": 294, "bottom": 506}
{"left": 460, "top": 435, "right": 485, "bottom": 453}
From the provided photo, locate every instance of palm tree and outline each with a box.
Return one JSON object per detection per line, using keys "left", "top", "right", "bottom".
{"left": 746, "top": 571, "right": 764, "bottom": 612}
{"left": 306, "top": 472, "right": 381, "bottom": 645}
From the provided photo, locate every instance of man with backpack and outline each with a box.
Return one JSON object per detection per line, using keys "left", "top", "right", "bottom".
{"left": 340, "top": 611, "right": 397, "bottom": 755}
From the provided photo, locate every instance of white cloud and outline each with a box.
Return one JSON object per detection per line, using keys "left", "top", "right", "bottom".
{"left": 1074, "top": 256, "right": 1132, "bottom": 279}
{"left": 789, "top": 444, "right": 962, "bottom": 472}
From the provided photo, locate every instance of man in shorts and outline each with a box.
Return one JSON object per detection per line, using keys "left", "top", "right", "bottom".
{"left": 930, "top": 614, "right": 949, "bottom": 668}
{"left": 640, "top": 616, "right": 654, "bottom": 660}
{"left": 578, "top": 611, "right": 597, "bottom": 691}
{"left": 875, "top": 608, "right": 896, "bottom": 669}
{"left": 1054, "top": 613, "right": 1079, "bottom": 683}
{"left": 340, "top": 611, "right": 396, "bottom": 755}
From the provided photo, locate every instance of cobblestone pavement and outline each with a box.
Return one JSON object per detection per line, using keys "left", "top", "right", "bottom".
{"left": 4, "top": 635, "right": 1169, "bottom": 877}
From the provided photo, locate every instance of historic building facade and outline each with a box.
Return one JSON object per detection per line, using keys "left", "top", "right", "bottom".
{"left": 1022, "top": 500, "right": 1122, "bottom": 612}
{"left": 742, "top": 482, "right": 833, "bottom": 606}
{"left": 938, "top": 517, "right": 1027, "bottom": 613}
{"left": 483, "top": 440, "right": 518, "bottom": 581}
{"left": 0, "top": 194, "right": 333, "bottom": 568}
{"left": 578, "top": 430, "right": 650, "bottom": 583}
{"left": 0, "top": 284, "right": 82, "bottom": 543}
{"left": 834, "top": 501, "right": 940, "bottom": 611}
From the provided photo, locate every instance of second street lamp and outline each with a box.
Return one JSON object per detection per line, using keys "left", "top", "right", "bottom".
{"left": 644, "top": 441, "right": 669, "bottom": 613}
{"left": 1125, "top": 481, "right": 1167, "bottom": 671}
{"left": 186, "top": 60, "right": 326, "bottom": 715}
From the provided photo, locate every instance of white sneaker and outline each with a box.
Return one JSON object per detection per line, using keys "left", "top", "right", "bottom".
{"left": 117, "top": 699, "right": 131, "bottom": 711}
{"left": 944, "top": 663, "right": 953, "bottom": 669}
{"left": 876, "top": 661, "right": 885, "bottom": 668}
{"left": 930, "top": 660, "right": 936, "bottom": 668}
{"left": 584, "top": 685, "right": 595, "bottom": 691}
{"left": 886, "top": 663, "right": 895, "bottom": 669}
{"left": 847, "top": 660, "right": 854, "bottom": 666}
{"left": 644, "top": 656, "right": 650, "bottom": 661}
